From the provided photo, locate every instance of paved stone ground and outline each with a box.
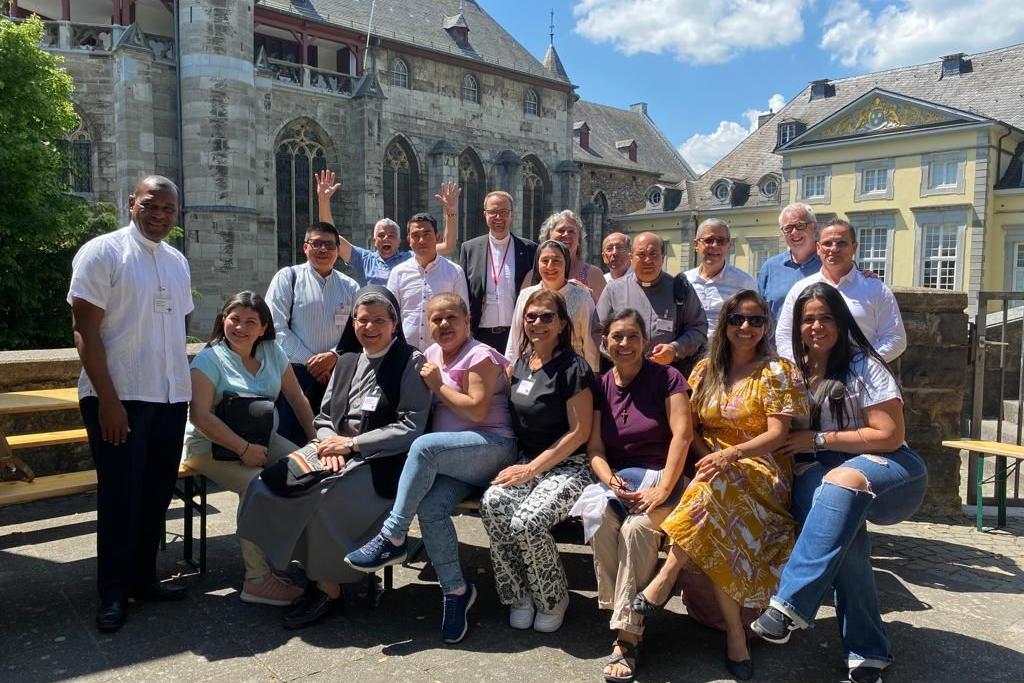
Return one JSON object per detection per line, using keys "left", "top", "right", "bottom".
{"left": 2, "top": 490, "right": 1022, "bottom": 683}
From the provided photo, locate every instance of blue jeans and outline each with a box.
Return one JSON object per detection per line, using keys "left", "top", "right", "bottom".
{"left": 771, "top": 446, "right": 928, "bottom": 670}
{"left": 381, "top": 430, "right": 517, "bottom": 593}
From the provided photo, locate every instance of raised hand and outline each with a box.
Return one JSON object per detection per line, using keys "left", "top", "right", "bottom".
{"left": 435, "top": 181, "right": 461, "bottom": 214}
{"left": 316, "top": 169, "right": 341, "bottom": 203}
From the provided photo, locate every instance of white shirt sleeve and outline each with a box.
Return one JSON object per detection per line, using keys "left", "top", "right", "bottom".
{"left": 872, "top": 284, "right": 907, "bottom": 362}
{"left": 504, "top": 290, "right": 527, "bottom": 362}
{"left": 857, "top": 355, "right": 903, "bottom": 408}
{"left": 454, "top": 265, "right": 470, "bottom": 312}
{"left": 67, "top": 239, "right": 112, "bottom": 310}
{"left": 774, "top": 287, "right": 798, "bottom": 361}
{"left": 266, "top": 267, "right": 314, "bottom": 364}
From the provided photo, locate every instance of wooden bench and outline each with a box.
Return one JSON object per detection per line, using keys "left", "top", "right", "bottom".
{"left": 1, "top": 390, "right": 207, "bottom": 573}
{"left": 942, "top": 438, "right": 1024, "bottom": 531}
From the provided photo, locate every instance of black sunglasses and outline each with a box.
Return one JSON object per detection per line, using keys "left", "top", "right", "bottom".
{"left": 525, "top": 312, "right": 557, "bottom": 324}
{"left": 726, "top": 313, "right": 767, "bottom": 328}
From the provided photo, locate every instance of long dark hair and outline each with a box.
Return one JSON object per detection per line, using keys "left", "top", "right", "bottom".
{"left": 208, "top": 291, "right": 275, "bottom": 358}
{"left": 531, "top": 239, "right": 571, "bottom": 287}
{"left": 791, "top": 282, "right": 896, "bottom": 429}
{"left": 693, "top": 289, "right": 773, "bottom": 414}
{"left": 516, "top": 288, "right": 575, "bottom": 360}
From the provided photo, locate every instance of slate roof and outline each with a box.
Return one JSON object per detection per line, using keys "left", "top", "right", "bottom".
{"left": 689, "top": 42, "right": 1024, "bottom": 210}
{"left": 258, "top": 0, "right": 570, "bottom": 85}
{"left": 573, "top": 100, "right": 695, "bottom": 184}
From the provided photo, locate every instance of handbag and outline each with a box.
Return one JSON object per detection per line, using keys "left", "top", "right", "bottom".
{"left": 259, "top": 443, "right": 332, "bottom": 496}
{"left": 211, "top": 392, "right": 275, "bottom": 461}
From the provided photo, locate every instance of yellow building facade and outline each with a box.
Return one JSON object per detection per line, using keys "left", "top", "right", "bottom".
{"left": 615, "top": 47, "right": 1024, "bottom": 310}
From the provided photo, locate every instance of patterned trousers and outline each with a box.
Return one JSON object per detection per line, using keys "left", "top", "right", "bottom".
{"left": 479, "top": 453, "right": 592, "bottom": 611}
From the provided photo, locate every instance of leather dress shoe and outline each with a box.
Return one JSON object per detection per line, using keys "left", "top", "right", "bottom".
{"left": 283, "top": 587, "right": 341, "bottom": 630}
{"left": 96, "top": 599, "right": 127, "bottom": 632}
{"left": 132, "top": 582, "right": 187, "bottom": 602}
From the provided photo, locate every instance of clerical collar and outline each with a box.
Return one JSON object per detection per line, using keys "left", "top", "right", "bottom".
{"left": 130, "top": 222, "right": 161, "bottom": 251}
{"left": 365, "top": 338, "right": 397, "bottom": 359}
{"left": 489, "top": 232, "right": 511, "bottom": 246}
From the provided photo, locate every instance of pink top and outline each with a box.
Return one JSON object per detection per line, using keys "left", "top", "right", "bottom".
{"left": 424, "top": 339, "right": 515, "bottom": 438}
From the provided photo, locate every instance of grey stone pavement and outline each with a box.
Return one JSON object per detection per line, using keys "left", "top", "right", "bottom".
{"left": 1, "top": 488, "right": 1022, "bottom": 683}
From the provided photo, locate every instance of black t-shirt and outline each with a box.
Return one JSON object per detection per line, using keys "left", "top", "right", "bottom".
{"left": 509, "top": 349, "right": 594, "bottom": 459}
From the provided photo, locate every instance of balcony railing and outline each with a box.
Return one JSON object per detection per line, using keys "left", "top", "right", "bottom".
{"left": 23, "top": 19, "right": 175, "bottom": 62}
{"left": 267, "top": 58, "right": 353, "bottom": 96}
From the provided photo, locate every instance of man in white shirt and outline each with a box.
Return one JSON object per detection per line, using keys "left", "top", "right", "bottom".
{"left": 775, "top": 218, "right": 907, "bottom": 362}
{"left": 387, "top": 212, "right": 470, "bottom": 351}
{"left": 685, "top": 218, "right": 756, "bottom": 337}
{"left": 602, "top": 232, "right": 632, "bottom": 282}
{"left": 458, "top": 191, "right": 537, "bottom": 351}
{"left": 68, "top": 176, "right": 193, "bottom": 633}
{"left": 265, "top": 222, "right": 359, "bottom": 442}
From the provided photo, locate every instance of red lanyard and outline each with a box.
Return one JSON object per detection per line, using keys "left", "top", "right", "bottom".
{"left": 488, "top": 239, "right": 513, "bottom": 290}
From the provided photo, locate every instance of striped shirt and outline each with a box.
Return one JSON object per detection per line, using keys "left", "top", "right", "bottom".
{"left": 265, "top": 262, "right": 360, "bottom": 365}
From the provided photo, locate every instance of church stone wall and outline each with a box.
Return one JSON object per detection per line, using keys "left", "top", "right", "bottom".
{"left": 579, "top": 164, "right": 660, "bottom": 216}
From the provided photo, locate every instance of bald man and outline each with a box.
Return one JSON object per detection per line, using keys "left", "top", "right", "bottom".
{"left": 69, "top": 175, "right": 193, "bottom": 632}
{"left": 596, "top": 232, "right": 707, "bottom": 375}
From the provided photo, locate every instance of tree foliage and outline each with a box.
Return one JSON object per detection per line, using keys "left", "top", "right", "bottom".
{"left": 0, "top": 17, "right": 119, "bottom": 349}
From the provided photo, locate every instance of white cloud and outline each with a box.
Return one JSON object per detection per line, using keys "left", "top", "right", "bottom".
{"left": 573, "top": 0, "right": 808, "bottom": 64}
{"left": 678, "top": 94, "right": 785, "bottom": 174}
{"left": 821, "top": 0, "right": 1024, "bottom": 70}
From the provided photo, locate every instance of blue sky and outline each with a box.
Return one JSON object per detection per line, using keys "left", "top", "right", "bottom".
{"left": 484, "top": 0, "right": 1024, "bottom": 172}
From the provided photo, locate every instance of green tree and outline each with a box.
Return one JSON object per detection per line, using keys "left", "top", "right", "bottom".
{"left": 0, "top": 16, "right": 118, "bottom": 349}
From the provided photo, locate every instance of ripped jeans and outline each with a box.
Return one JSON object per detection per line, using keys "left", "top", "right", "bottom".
{"left": 771, "top": 446, "right": 927, "bottom": 671}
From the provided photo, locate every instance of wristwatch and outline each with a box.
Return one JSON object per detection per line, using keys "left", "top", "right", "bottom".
{"left": 813, "top": 432, "right": 827, "bottom": 451}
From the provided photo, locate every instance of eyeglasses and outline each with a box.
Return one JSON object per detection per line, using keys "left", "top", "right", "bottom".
{"left": 603, "top": 244, "right": 629, "bottom": 254}
{"left": 781, "top": 221, "right": 812, "bottom": 234}
{"left": 524, "top": 312, "right": 557, "bottom": 324}
{"left": 305, "top": 239, "right": 338, "bottom": 251}
{"left": 697, "top": 236, "right": 730, "bottom": 246}
{"left": 726, "top": 313, "right": 767, "bottom": 328}
{"left": 485, "top": 209, "right": 511, "bottom": 218}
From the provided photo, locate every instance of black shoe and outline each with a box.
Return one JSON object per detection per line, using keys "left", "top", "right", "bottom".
{"left": 132, "top": 582, "right": 187, "bottom": 602}
{"left": 630, "top": 589, "right": 670, "bottom": 617}
{"left": 283, "top": 587, "right": 340, "bottom": 630}
{"left": 849, "top": 665, "right": 884, "bottom": 683}
{"left": 724, "top": 655, "right": 754, "bottom": 681}
{"left": 96, "top": 599, "right": 127, "bottom": 632}
{"left": 751, "top": 606, "right": 797, "bottom": 644}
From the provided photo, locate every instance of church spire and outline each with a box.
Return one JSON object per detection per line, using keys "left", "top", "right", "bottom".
{"left": 542, "top": 9, "right": 568, "bottom": 81}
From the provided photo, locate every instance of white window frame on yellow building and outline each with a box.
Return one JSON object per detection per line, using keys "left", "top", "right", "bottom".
{"left": 1004, "top": 226, "right": 1024, "bottom": 292}
{"left": 921, "top": 150, "right": 967, "bottom": 196}
{"left": 796, "top": 165, "right": 831, "bottom": 204}
{"left": 848, "top": 211, "right": 896, "bottom": 283}
{"left": 854, "top": 158, "right": 895, "bottom": 202}
{"left": 746, "top": 237, "right": 778, "bottom": 278}
{"left": 913, "top": 207, "right": 967, "bottom": 290}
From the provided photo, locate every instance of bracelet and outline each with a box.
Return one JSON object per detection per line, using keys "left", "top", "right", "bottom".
{"left": 239, "top": 442, "right": 250, "bottom": 458}
{"left": 728, "top": 447, "right": 744, "bottom": 463}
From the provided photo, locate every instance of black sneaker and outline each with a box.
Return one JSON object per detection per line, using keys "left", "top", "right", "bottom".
{"left": 849, "top": 665, "right": 883, "bottom": 683}
{"left": 750, "top": 606, "right": 797, "bottom": 644}
{"left": 440, "top": 582, "right": 477, "bottom": 644}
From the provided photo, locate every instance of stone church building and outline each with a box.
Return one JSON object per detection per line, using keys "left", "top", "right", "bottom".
{"left": 10, "top": 0, "right": 690, "bottom": 328}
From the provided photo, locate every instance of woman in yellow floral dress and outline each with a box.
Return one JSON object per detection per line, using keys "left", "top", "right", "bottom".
{"left": 632, "top": 290, "right": 807, "bottom": 681}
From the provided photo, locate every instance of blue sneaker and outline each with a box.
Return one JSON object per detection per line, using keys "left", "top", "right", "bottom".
{"left": 441, "top": 582, "right": 477, "bottom": 644}
{"left": 344, "top": 533, "right": 407, "bottom": 572}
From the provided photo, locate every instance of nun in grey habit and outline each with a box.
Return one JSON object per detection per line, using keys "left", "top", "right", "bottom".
{"left": 237, "top": 286, "right": 430, "bottom": 629}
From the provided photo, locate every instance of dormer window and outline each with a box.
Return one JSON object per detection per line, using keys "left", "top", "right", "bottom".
{"left": 758, "top": 174, "right": 780, "bottom": 200}
{"left": 616, "top": 139, "right": 637, "bottom": 163}
{"left": 647, "top": 187, "right": 662, "bottom": 207}
{"left": 574, "top": 121, "right": 590, "bottom": 149}
{"left": 524, "top": 89, "right": 539, "bottom": 116}
{"left": 712, "top": 181, "right": 730, "bottom": 202}
{"left": 777, "top": 119, "right": 806, "bottom": 148}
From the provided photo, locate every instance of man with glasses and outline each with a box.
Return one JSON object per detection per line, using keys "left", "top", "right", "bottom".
{"left": 266, "top": 222, "right": 359, "bottom": 444}
{"left": 459, "top": 191, "right": 538, "bottom": 351}
{"left": 757, "top": 202, "right": 823, "bottom": 321}
{"left": 596, "top": 232, "right": 707, "bottom": 375}
{"left": 601, "top": 232, "right": 632, "bottom": 282}
{"left": 775, "top": 218, "right": 906, "bottom": 362}
{"left": 686, "top": 218, "right": 755, "bottom": 337}
{"left": 387, "top": 212, "right": 470, "bottom": 351}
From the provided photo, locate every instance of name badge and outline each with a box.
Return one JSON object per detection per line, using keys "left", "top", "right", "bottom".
{"left": 153, "top": 296, "right": 173, "bottom": 314}
{"left": 486, "top": 290, "right": 500, "bottom": 304}
{"left": 515, "top": 379, "right": 535, "bottom": 396}
{"left": 361, "top": 395, "right": 380, "bottom": 412}
{"left": 335, "top": 304, "right": 350, "bottom": 327}
{"left": 654, "top": 318, "right": 674, "bottom": 333}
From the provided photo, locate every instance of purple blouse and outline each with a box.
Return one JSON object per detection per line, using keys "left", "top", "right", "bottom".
{"left": 424, "top": 339, "right": 514, "bottom": 438}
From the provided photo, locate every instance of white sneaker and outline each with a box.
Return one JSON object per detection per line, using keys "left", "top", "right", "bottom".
{"left": 509, "top": 594, "right": 535, "bottom": 630}
{"left": 532, "top": 593, "right": 570, "bottom": 633}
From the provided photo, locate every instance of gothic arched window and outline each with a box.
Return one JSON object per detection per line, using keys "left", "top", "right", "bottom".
{"left": 521, "top": 156, "right": 549, "bottom": 241}
{"left": 462, "top": 73, "right": 479, "bottom": 104}
{"left": 383, "top": 137, "right": 419, "bottom": 229}
{"left": 390, "top": 58, "right": 409, "bottom": 89}
{"left": 63, "top": 121, "right": 92, "bottom": 194}
{"left": 275, "top": 119, "right": 328, "bottom": 267}
{"left": 458, "top": 148, "right": 487, "bottom": 242}
{"left": 524, "top": 89, "right": 539, "bottom": 116}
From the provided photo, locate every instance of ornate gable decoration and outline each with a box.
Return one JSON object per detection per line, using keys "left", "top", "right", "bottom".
{"left": 780, "top": 89, "right": 989, "bottom": 151}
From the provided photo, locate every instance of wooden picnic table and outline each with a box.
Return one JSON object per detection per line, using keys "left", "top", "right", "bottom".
{"left": 0, "top": 388, "right": 79, "bottom": 416}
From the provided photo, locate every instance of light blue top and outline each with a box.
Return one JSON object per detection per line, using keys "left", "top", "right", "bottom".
{"left": 184, "top": 340, "right": 290, "bottom": 452}
{"left": 757, "top": 250, "right": 822, "bottom": 322}
{"left": 347, "top": 245, "right": 412, "bottom": 286}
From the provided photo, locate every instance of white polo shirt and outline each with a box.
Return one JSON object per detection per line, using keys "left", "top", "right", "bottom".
{"left": 386, "top": 253, "right": 470, "bottom": 351}
{"left": 685, "top": 263, "right": 756, "bottom": 337}
{"left": 67, "top": 223, "right": 194, "bottom": 403}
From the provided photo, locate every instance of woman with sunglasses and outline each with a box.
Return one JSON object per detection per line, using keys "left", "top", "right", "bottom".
{"left": 751, "top": 283, "right": 926, "bottom": 683}
{"left": 480, "top": 288, "right": 595, "bottom": 634}
{"left": 506, "top": 239, "right": 600, "bottom": 371}
{"left": 632, "top": 290, "right": 808, "bottom": 681}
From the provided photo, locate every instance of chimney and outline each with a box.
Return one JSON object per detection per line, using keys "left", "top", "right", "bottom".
{"left": 630, "top": 102, "right": 648, "bottom": 116}
{"left": 757, "top": 111, "right": 775, "bottom": 129}
{"left": 809, "top": 78, "right": 835, "bottom": 101}
{"left": 941, "top": 52, "right": 971, "bottom": 78}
